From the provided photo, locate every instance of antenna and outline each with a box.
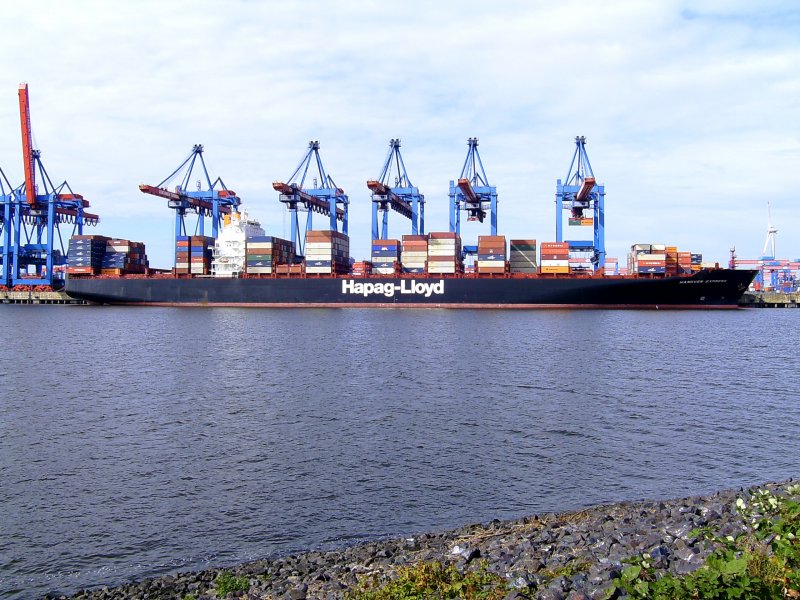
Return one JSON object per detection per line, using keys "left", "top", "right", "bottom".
{"left": 762, "top": 201, "right": 777, "bottom": 258}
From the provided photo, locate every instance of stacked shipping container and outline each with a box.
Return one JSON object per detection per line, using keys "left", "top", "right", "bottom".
{"left": 539, "top": 242, "right": 569, "bottom": 274}
{"left": 176, "top": 235, "right": 214, "bottom": 275}
{"left": 569, "top": 257, "right": 592, "bottom": 273}
{"left": 509, "top": 240, "right": 537, "bottom": 274}
{"left": 67, "top": 235, "right": 109, "bottom": 275}
{"left": 665, "top": 246, "right": 679, "bottom": 275}
{"left": 371, "top": 239, "right": 400, "bottom": 275}
{"left": 102, "top": 239, "right": 148, "bottom": 274}
{"left": 628, "top": 244, "right": 704, "bottom": 275}
{"left": 305, "top": 230, "right": 350, "bottom": 274}
{"left": 628, "top": 244, "right": 666, "bottom": 274}
{"left": 351, "top": 261, "right": 372, "bottom": 276}
{"left": 400, "top": 235, "right": 428, "bottom": 273}
{"left": 67, "top": 235, "right": 148, "bottom": 275}
{"left": 604, "top": 257, "right": 619, "bottom": 275}
{"left": 677, "top": 251, "right": 693, "bottom": 275}
{"left": 476, "top": 235, "right": 506, "bottom": 274}
{"left": 427, "top": 232, "right": 462, "bottom": 274}
{"left": 245, "top": 236, "right": 294, "bottom": 275}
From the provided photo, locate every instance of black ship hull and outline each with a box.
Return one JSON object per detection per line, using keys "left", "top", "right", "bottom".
{"left": 65, "top": 269, "right": 757, "bottom": 308}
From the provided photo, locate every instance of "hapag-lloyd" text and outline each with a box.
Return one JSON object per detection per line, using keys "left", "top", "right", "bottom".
{"left": 342, "top": 279, "right": 445, "bottom": 297}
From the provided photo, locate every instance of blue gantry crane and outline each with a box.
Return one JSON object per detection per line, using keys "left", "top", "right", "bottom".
{"left": 367, "top": 139, "right": 424, "bottom": 241}
{"left": 556, "top": 136, "right": 605, "bottom": 270}
{"left": 139, "top": 144, "right": 240, "bottom": 246}
{"left": 272, "top": 141, "right": 349, "bottom": 256}
{"left": 0, "top": 83, "right": 100, "bottom": 288}
{"left": 449, "top": 138, "right": 498, "bottom": 237}
{"left": 0, "top": 167, "right": 14, "bottom": 286}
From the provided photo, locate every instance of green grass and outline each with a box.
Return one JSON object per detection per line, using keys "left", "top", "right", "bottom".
{"left": 345, "top": 560, "right": 510, "bottom": 600}
{"left": 214, "top": 570, "right": 250, "bottom": 597}
{"left": 608, "top": 484, "right": 800, "bottom": 599}
{"left": 345, "top": 485, "right": 800, "bottom": 599}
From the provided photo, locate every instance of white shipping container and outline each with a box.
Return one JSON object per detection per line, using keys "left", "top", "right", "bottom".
{"left": 428, "top": 267, "right": 457, "bottom": 274}
{"left": 476, "top": 260, "right": 506, "bottom": 268}
{"left": 638, "top": 253, "right": 666, "bottom": 261}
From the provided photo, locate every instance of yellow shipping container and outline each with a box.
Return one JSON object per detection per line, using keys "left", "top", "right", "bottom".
{"left": 540, "top": 265, "right": 570, "bottom": 274}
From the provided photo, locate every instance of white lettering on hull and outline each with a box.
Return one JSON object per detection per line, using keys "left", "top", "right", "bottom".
{"left": 342, "top": 280, "right": 445, "bottom": 298}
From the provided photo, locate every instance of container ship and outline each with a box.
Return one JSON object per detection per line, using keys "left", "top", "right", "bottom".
{"left": 64, "top": 269, "right": 756, "bottom": 308}
{"left": 64, "top": 213, "right": 757, "bottom": 308}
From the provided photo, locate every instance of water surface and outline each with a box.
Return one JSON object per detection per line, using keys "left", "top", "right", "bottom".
{"left": 1, "top": 307, "right": 798, "bottom": 598}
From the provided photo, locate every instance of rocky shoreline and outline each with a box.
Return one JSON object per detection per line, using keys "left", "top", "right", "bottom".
{"left": 54, "top": 479, "right": 795, "bottom": 600}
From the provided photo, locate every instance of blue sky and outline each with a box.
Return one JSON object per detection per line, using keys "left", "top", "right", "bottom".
{"left": 1, "top": 0, "right": 798, "bottom": 268}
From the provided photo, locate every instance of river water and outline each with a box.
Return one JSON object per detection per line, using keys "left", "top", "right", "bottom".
{"left": 1, "top": 307, "right": 798, "bottom": 598}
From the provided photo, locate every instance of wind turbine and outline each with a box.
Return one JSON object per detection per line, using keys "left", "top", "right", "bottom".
{"left": 762, "top": 201, "right": 777, "bottom": 258}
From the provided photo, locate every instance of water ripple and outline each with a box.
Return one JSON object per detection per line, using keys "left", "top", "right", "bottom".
{"left": 0, "top": 307, "right": 798, "bottom": 599}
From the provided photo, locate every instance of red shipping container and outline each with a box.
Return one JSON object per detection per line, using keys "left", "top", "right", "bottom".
{"left": 540, "top": 253, "right": 569, "bottom": 260}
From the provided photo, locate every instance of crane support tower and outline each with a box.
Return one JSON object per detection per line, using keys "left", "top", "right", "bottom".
{"left": 273, "top": 141, "right": 349, "bottom": 257}
{"left": 449, "top": 138, "right": 497, "bottom": 236}
{"left": 1, "top": 83, "right": 100, "bottom": 288}
{"left": 1, "top": 167, "right": 15, "bottom": 286}
{"left": 139, "top": 144, "right": 240, "bottom": 253}
{"left": 556, "top": 136, "right": 605, "bottom": 270}
{"left": 367, "top": 139, "right": 424, "bottom": 240}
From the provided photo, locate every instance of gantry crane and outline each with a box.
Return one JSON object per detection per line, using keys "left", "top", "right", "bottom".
{"left": 272, "top": 141, "right": 348, "bottom": 256}
{"left": 556, "top": 136, "right": 605, "bottom": 269}
{"left": 0, "top": 167, "right": 14, "bottom": 286}
{"left": 139, "top": 145, "right": 240, "bottom": 250}
{"left": 1, "top": 83, "right": 100, "bottom": 288}
{"left": 449, "top": 138, "right": 498, "bottom": 236}
{"left": 367, "top": 139, "right": 424, "bottom": 240}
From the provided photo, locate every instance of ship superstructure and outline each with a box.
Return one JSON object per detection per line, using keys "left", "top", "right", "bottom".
{"left": 211, "top": 211, "right": 265, "bottom": 278}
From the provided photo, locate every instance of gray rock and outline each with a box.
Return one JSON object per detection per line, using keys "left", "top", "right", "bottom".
{"left": 287, "top": 582, "right": 308, "bottom": 599}
{"left": 60, "top": 479, "right": 799, "bottom": 600}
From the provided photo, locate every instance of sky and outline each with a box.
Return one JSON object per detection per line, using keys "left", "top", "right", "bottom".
{"left": 1, "top": 0, "right": 798, "bottom": 268}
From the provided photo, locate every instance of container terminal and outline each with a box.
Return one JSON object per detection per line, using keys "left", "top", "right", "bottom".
{"left": 1, "top": 84, "right": 794, "bottom": 307}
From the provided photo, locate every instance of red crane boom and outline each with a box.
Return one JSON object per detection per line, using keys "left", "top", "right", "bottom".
{"left": 18, "top": 83, "right": 36, "bottom": 206}
{"left": 272, "top": 181, "right": 345, "bottom": 219}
